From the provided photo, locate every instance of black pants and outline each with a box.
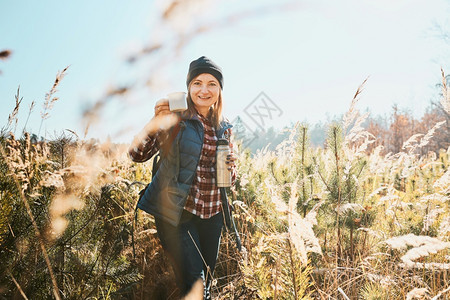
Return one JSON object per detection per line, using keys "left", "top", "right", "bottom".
{"left": 155, "top": 210, "right": 223, "bottom": 299}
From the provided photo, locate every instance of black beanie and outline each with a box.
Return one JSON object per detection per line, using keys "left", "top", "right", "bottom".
{"left": 186, "top": 56, "right": 223, "bottom": 89}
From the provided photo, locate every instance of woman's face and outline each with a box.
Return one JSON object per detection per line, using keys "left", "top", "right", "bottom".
{"left": 189, "top": 73, "right": 220, "bottom": 115}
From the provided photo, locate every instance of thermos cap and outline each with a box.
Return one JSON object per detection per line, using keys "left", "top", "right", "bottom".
{"left": 217, "top": 138, "right": 229, "bottom": 146}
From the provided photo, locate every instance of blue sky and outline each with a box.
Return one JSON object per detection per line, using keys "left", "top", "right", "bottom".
{"left": 1, "top": 0, "right": 449, "bottom": 142}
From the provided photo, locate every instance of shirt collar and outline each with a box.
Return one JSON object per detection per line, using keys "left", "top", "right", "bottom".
{"left": 196, "top": 111, "right": 213, "bottom": 127}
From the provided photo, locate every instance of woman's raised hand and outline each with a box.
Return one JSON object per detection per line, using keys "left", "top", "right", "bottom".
{"left": 154, "top": 98, "right": 171, "bottom": 117}
{"left": 138, "top": 99, "right": 178, "bottom": 137}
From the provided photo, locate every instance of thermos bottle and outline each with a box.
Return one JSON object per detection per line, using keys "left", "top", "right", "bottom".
{"left": 216, "top": 138, "right": 231, "bottom": 187}
{"left": 216, "top": 139, "right": 242, "bottom": 251}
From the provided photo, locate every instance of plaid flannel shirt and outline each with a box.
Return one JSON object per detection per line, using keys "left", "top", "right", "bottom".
{"left": 129, "top": 114, "right": 236, "bottom": 219}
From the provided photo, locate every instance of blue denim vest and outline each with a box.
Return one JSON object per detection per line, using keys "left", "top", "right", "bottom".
{"left": 137, "top": 116, "right": 232, "bottom": 226}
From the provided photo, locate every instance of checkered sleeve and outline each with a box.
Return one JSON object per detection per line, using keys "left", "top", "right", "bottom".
{"left": 128, "top": 130, "right": 167, "bottom": 163}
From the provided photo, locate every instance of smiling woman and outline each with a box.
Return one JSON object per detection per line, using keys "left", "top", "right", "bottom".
{"left": 184, "top": 56, "right": 225, "bottom": 129}
{"left": 128, "top": 56, "right": 237, "bottom": 299}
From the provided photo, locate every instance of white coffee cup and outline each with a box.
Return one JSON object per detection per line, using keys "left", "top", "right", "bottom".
{"left": 167, "top": 92, "right": 188, "bottom": 112}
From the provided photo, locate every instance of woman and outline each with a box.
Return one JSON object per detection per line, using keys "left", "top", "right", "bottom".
{"left": 129, "top": 56, "right": 236, "bottom": 299}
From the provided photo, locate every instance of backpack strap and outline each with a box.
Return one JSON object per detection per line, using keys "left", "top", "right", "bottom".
{"left": 151, "top": 118, "right": 182, "bottom": 178}
{"left": 160, "top": 119, "right": 182, "bottom": 158}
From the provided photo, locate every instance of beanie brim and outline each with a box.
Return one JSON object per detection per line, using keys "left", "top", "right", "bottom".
{"left": 186, "top": 68, "right": 223, "bottom": 89}
{"left": 186, "top": 56, "right": 224, "bottom": 89}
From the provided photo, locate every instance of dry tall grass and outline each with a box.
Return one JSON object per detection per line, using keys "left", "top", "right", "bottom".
{"left": 1, "top": 69, "right": 449, "bottom": 299}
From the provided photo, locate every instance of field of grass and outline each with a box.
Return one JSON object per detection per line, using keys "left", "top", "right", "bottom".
{"left": 0, "top": 72, "right": 449, "bottom": 299}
